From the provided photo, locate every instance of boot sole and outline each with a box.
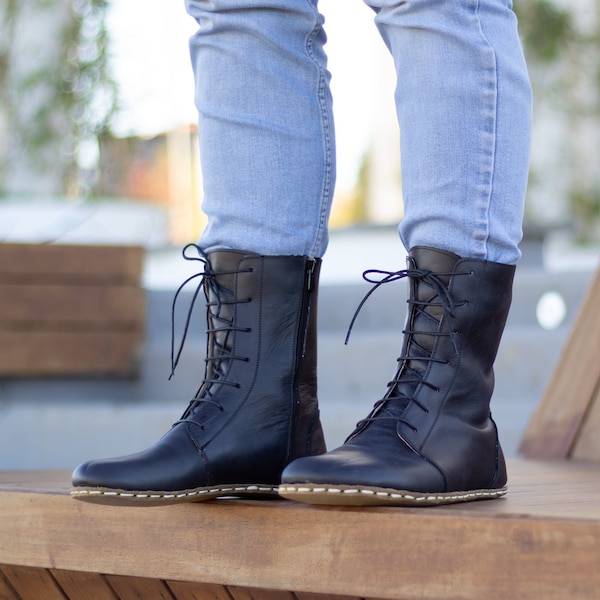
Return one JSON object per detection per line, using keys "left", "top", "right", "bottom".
{"left": 71, "top": 484, "right": 279, "bottom": 506}
{"left": 278, "top": 483, "right": 508, "bottom": 507}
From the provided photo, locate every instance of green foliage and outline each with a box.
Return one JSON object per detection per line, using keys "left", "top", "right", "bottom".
{"left": 0, "top": 0, "right": 117, "bottom": 196}
{"left": 515, "top": 0, "right": 600, "bottom": 242}
{"left": 570, "top": 188, "right": 600, "bottom": 242}
{"left": 515, "top": 0, "right": 574, "bottom": 63}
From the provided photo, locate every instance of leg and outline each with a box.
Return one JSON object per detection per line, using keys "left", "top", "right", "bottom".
{"left": 187, "top": 0, "right": 335, "bottom": 257}
{"left": 281, "top": 0, "right": 532, "bottom": 506}
{"left": 375, "top": 0, "right": 532, "bottom": 264}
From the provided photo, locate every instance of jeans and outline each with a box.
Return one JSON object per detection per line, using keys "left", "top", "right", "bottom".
{"left": 184, "top": 0, "right": 532, "bottom": 264}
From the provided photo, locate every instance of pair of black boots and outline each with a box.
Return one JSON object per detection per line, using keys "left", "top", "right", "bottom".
{"left": 72, "top": 246, "right": 514, "bottom": 507}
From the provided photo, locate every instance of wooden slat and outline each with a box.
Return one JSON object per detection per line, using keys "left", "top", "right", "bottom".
{"left": 228, "top": 587, "right": 295, "bottom": 600}
{"left": 0, "top": 572, "right": 361, "bottom": 600}
{"left": 105, "top": 574, "right": 175, "bottom": 599}
{"left": 166, "top": 581, "right": 234, "bottom": 600}
{"left": 0, "top": 243, "right": 145, "bottom": 377}
{"left": 1, "top": 461, "right": 599, "bottom": 600}
{"left": 571, "top": 382, "right": 600, "bottom": 461}
{"left": 519, "top": 266, "right": 600, "bottom": 459}
{"left": 0, "top": 330, "right": 143, "bottom": 376}
{"left": 51, "top": 569, "right": 117, "bottom": 600}
{"left": 0, "top": 572, "right": 18, "bottom": 600}
{"left": 0, "top": 283, "right": 144, "bottom": 327}
{"left": 0, "top": 243, "right": 144, "bottom": 284}
{"left": 0, "top": 566, "right": 64, "bottom": 600}
{"left": 295, "top": 594, "right": 361, "bottom": 600}
{"left": 295, "top": 593, "right": 362, "bottom": 600}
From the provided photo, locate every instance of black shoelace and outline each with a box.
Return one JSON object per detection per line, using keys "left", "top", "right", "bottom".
{"left": 346, "top": 266, "right": 470, "bottom": 433}
{"left": 169, "top": 244, "right": 252, "bottom": 425}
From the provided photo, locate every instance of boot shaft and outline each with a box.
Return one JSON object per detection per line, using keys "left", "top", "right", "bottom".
{"left": 345, "top": 247, "right": 514, "bottom": 492}
{"left": 280, "top": 246, "right": 514, "bottom": 503}
{"left": 72, "top": 250, "right": 326, "bottom": 501}
{"left": 398, "top": 248, "right": 514, "bottom": 489}
{"left": 394, "top": 247, "right": 515, "bottom": 411}
{"left": 184, "top": 250, "right": 325, "bottom": 470}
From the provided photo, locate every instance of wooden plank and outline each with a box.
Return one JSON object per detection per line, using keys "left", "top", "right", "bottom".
{"left": 105, "top": 574, "right": 175, "bottom": 600}
{"left": 228, "top": 587, "right": 295, "bottom": 600}
{"left": 165, "top": 584, "right": 303, "bottom": 600}
{"left": 1, "top": 461, "right": 599, "bottom": 600}
{"left": 0, "top": 283, "right": 144, "bottom": 327}
{"left": 0, "top": 243, "right": 145, "bottom": 377}
{"left": 571, "top": 382, "right": 600, "bottom": 461}
{"left": 0, "top": 572, "right": 18, "bottom": 600}
{"left": 0, "top": 243, "right": 144, "bottom": 284}
{"left": 0, "top": 330, "right": 143, "bottom": 376}
{"left": 0, "top": 566, "right": 64, "bottom": 600}
{"left": 0, "top": 470, "right": 73, "bottom": 494}
{"left": 295, "top": 593, "right": 362, "bottom": 600}
{"left": 0, "top": 571, "right": 359, "bottom": 600}
{"left": 51, "top": 569, "right": 117, "bottom": 600}
{"left": 166, "top": 581, "right": 234, "bottom": 600}
{"left": 519, "top": 266, "right": 600, "bottom": 459}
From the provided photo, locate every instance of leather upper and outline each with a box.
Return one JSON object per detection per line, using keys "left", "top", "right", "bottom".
{"left": 72, "top": 250, "right": 326, "bottom": 493}
{"left": 282, "top": 247, "right": 514, "bottom": 494}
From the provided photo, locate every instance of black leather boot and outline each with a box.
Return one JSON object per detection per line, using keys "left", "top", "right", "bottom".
{"left": 72, "top": 249, "right": 326, "bottom": 505}
{"left": 280, "top": 246, "right": 514, "bottom": 506}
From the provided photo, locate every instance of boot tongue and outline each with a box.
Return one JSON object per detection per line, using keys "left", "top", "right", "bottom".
{"left": 206, "top": 250, "right": 244, "bottom": 350}
{"left": 199, "top": 250, "right": 257, "bottom": 395}
{"left": 206, "top": 249, "right": 252, "bottom": 290}
{"left": 409, "top": 246, "right": 461, "bottom": 278}
{"left": 387, "top": 247, "right": 461, "bottom": 404}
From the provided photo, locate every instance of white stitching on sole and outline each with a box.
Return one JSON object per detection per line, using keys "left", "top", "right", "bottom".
{"left": 71, "top": 484, "right": 279, "bottom": 501}
{"left": 279, "top": 484, "right": 507, "bottom": 505}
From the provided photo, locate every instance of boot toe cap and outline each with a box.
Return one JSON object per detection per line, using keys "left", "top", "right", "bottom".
{"left": 71, "top": 453, "right": 166, "bottom": 492}
{"left": 71, "top": 429, "right": 208, "bottom": 493}
{"left": 281, "top": 442, "right": 446, "bottom": 493}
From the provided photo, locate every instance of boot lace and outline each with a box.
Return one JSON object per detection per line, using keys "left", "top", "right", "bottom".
{"left": 346, "top": 266, "right": 471, "bottom": 434}
{"left": 169, "top": 244, "right": 252, "bottom": 425}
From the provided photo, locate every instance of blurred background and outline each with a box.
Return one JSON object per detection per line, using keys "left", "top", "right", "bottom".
{"left": 0, "top": 0, "right": 599, "bottom": 470}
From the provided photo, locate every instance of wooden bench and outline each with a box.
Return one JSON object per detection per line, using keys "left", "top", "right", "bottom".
{"left": 1, "top": 461, "right": 599, "bottom": 600}
{"left": 0, "top": 243, "right": 145, "bottom": 376}
{"left": 2, "top": 266, "right": 600, "bottom": 600}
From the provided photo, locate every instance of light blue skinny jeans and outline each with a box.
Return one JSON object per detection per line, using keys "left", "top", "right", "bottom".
{"left": 184, "top": 0, "right": 532, "bottom": 264}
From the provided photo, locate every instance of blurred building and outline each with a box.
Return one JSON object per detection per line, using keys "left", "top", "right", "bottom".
{"left": 97, "top": 125, "right": 206, "bottom": 244}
